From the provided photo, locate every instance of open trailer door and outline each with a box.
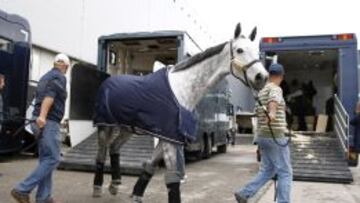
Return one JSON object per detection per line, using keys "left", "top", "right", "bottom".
{"left": 59, "top": 63, "right": 156, "bottom": 174}
{"left": 67, "top": 63, "right": 109, "bottom": 147}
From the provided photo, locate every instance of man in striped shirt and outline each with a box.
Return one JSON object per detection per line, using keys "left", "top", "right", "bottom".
{"left": 235, "top": 63, "right": 292, "bottom": 203}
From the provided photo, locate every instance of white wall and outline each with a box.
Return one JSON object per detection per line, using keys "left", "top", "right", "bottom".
{"left": 0, "top": 0, "right": 214, "bottom": 65}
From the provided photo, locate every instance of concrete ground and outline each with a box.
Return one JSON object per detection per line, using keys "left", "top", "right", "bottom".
{"left": 1, "top": 143, "right": 360, "bottom": 203}
{"left": 0, "top": 145, "right": 259, "bottom": 203}
{"left": 259, "top": 165, "right": 360, "bottom": 203}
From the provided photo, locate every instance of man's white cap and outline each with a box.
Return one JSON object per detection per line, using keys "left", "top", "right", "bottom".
{"left": 54, "top": 53, "right": 70, "bottom": 66}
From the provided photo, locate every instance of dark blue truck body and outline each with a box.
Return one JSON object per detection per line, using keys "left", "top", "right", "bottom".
{"left": 0, "top": 9, "right": 31, "bottom": 153}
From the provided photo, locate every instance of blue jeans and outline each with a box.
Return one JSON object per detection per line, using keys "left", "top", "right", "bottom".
{"left": 15, "top": 119, "right": 61, "bottom": 203}
{"left": 236, "top": 137, "right": 292, "bottom": 203}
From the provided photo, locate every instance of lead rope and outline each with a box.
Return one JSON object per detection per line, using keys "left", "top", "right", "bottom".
{"left": 9, "top": 118, "right": 38, "bottom": 153}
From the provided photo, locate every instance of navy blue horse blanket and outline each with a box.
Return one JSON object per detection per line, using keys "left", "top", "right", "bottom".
{"left": 93, "top": 68, "right": 197, "bottom": 144}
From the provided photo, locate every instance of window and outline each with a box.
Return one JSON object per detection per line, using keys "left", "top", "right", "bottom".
{"left": 0, "top": 38, "right": 12, "bottom": 53}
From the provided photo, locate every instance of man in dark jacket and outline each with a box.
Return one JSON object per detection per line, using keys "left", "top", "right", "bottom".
{"left": 11, "top": 53, "right": 70, "bottom": 203}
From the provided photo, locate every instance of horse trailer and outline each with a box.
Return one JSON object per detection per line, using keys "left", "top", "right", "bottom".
{"left": 59, "top": 31, "right": 233, "bottom": 173}
{"left": 0, "top": 9, "right": 32, "bottom": 154}
{"left": 260, "top": 34, "right": 358, "bottom": 183}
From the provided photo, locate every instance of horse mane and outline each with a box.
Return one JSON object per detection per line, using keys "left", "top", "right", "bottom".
{"left": 173, "top": 42, "right": 227, "bottom": 72}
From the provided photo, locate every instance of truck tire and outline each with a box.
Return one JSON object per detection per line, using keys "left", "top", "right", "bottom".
{"left": 217, "top": 144, "right": 227, "bottom": 153}
{"left": 202, "top": 135, "right": 212, "bottom": 159}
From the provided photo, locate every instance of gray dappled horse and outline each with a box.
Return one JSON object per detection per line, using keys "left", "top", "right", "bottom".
{"left": 93, "top": 23, "right": 268, "bottom": 203}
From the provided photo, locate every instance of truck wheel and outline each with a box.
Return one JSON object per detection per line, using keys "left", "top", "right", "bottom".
{"left": 202, "top": 135, "right": 212, "bottom": 159}
{"left": 217, "top": 144, "right": 227, "bottom": 153}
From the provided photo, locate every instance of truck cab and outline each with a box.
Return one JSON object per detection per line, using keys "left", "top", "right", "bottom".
{"left": 0, "top": 9, "right": 31, "bottom": 153}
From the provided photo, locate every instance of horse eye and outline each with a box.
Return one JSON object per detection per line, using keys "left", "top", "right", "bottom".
{"left": 236, "top": 48, "right": 244, "bottom": 54}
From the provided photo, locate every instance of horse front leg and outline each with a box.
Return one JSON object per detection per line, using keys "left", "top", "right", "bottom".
{"left": 132, "top": 141, "right": 164, "bottom": 202}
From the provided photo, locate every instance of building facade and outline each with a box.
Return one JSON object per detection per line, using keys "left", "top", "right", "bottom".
{"left": 0, "top": 0, "right": 215, "bottom": 80}
{"left": 1, "top": 0, "right": 256, "bottom": 134}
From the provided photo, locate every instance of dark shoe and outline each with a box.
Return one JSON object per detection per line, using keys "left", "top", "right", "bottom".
{"left": 234, "top": 192, "right": 247, "bottom": 203}
{"left": 11, "top": 189, "right": 30, "bottom": 203}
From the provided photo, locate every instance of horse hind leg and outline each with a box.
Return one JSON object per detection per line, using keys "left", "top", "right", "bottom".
{"left": 108, "top": 127, "right": 132, "bottom": 195}
{"left": 162, "top": 142, "right": 182, "bottom": 203}
{"left": 93, "top": 126, "right": 111, "bottom": 197}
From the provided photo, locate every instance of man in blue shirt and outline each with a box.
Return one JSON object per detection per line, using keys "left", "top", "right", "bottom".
{"left": 11, "top": 53, "right": 70, "bottom": 203}
{"left": 235, "top": 63, "right": 292, "bottom": 203}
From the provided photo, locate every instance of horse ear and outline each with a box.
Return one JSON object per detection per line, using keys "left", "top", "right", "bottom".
{"left": 234, "top": 23, "right": 241, "bottom": 39}
{"left": 249, "top": 27, "right": 257, "bottom": 41}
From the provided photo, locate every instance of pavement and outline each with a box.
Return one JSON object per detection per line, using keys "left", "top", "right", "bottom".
{"left": 259, "top": 165, "right": 360, "bottom": 203}
{"left": 0, "top": 145, "right": 260, "bottom": 203}
{"left": 1, "top": 142, "right": 360, "bottom": 203}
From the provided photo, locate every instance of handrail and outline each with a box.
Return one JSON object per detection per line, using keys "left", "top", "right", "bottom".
{"left": 334, "top": 94, "right": 349, "bottom": 156}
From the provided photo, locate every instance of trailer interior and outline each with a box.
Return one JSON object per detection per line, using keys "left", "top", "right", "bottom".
{"left": 265, "top": 49, "right": 338, "bottom": 132}
{"left": 106, "top": 37, "right": 178, "bottom": 75}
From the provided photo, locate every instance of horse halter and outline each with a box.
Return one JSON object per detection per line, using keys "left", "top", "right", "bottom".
{"left": 229, "top": 40, "right": 261, "bottom": 88}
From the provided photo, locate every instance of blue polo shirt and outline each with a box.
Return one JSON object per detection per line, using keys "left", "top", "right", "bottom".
{"left": 33, "top": 68, "right": 67, "bottom": 123}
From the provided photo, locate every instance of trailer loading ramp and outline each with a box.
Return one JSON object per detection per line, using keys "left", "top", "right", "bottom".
{"left": 291, "top": 132, "right": 353, "bottom": 184}
{"left": 59, "top": 132, "right": 353, "bottom": 183}
{"left": 58, "top": 133, "right": 154, "bottom": 175}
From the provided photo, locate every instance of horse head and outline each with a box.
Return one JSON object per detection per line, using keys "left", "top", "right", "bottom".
{"left": 230, "top": 23, "right": 268, "bottom": 90}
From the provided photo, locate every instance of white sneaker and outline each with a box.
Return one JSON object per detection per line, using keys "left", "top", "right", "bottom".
{"left": 180, "top": 174, "right": 188, "bottom": 184}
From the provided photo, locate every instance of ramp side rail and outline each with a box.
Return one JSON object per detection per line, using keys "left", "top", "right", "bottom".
{"left": 334, "top": 94, "right": 350, "bottom": 157}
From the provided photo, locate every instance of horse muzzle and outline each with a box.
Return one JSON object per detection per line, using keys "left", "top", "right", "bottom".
{"left": 253, "top": 73, "right": 268, "bottom": 90}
